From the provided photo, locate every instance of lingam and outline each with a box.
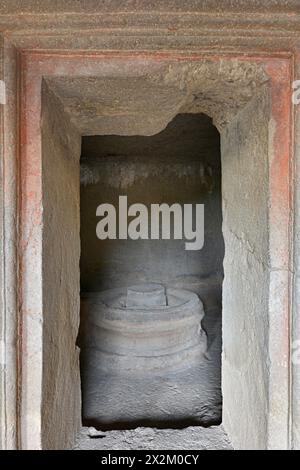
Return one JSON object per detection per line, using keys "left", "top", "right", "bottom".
{"left": 80, "top": 283, "right": 207, "bottom": 374}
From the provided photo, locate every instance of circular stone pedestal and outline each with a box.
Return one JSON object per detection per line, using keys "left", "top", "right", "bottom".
{"left": 81, "top": 284, "right": 207, "bottom": 373}
{"left": 126, "top": 283, "right": 167, "bottom": 308}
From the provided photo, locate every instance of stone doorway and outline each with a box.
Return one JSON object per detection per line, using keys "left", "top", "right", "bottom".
{"left": 17, "top": 54, "right": 291, "bottom": 449}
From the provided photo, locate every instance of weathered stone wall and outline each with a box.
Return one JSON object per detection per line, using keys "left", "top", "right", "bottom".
{"left": 222, "top": 85, "right": 271, "bottom": 449}
{"left": 293, "top": 53, "right": 300, "bottom": 451}
{"left": 0, "top": 33, "right": 4, "bottom": 452}
{"left": 0, "top": 39, "right": 19, "bottom": 450}
{"left": 41, "top": 83, "right": 82, "bottom": 449}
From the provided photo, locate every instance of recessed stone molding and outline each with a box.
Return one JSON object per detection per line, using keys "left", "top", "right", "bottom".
{"left": 0, "top": 2, "right": 298, "bottom": 451}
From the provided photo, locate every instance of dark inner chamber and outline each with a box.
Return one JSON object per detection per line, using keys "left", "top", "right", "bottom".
{"left": 79, "top": 113, "right": 224, "bottom": 430}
